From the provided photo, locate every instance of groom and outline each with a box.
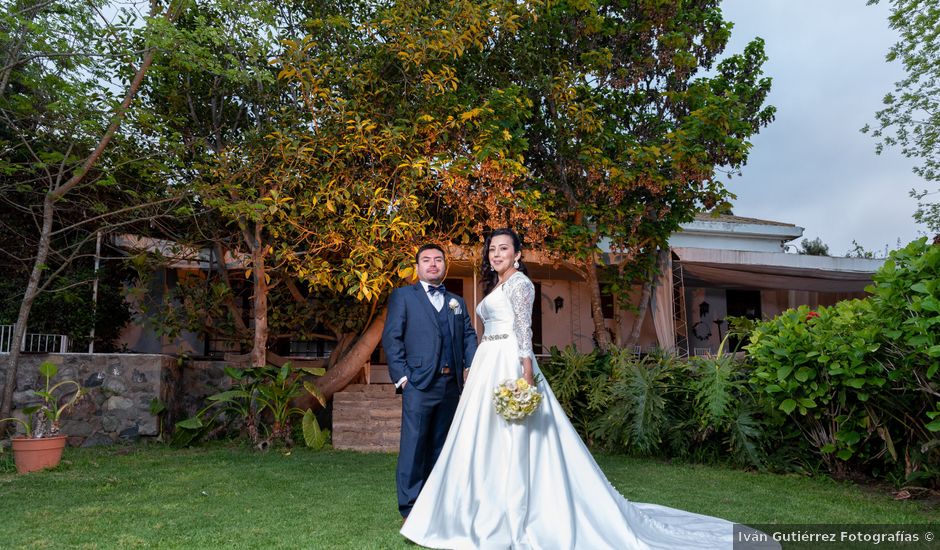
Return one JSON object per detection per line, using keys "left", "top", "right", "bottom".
{"left": 382, "top": 244, "right": 478, "bottom": 519}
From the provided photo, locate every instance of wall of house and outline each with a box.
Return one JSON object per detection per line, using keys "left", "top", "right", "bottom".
{"left": 532, "top": 279, "right": 660, "bottom": 355}
{"left": 684, "top": 287, "right": 729, "bottom": 354}
{"left": 119, "top": 267, "right": 203, "bottom": 355}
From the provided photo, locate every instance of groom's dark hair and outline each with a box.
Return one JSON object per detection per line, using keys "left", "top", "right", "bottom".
{"left": 415, "top": 243, "right": 446, "bottom": 263}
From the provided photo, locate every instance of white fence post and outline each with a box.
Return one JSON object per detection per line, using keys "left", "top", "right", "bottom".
{"left": 0, "top": 324, "right": 11, "bottom": 353}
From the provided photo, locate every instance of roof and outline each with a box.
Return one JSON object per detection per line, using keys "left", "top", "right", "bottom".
{"left": 673, "top": 247, "right": 884, "bottom": 292}
{"left": 693, "top": 213, "right": 798, "bottom": 227}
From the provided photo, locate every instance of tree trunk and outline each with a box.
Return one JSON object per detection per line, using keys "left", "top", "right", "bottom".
{"left": 583, "top": 253, "right": 610, "bottom": 351}
{"left": 314, "top": 308, "right": 387, "bottom": 401}
{"left": 611, "top": 259, "right": 626, "bottom": 347}
{"left": 212, "top": 242, "right": 250, "bottom": 335}
{"left": 0, "top": 197, "right": 55, "bottom": 422}
{"left": 249, "top": 230, "right": 268, "bottom": 369}
{"left": 627, "top": 280, "right": 653, "bottom": 347}
{"left": 611, "top": 290, "right": 622, "bottom": 347}
{"left": 327, "top": 332, "right": 356, "bottom": 369}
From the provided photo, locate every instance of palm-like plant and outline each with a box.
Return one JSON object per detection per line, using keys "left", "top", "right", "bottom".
{"left": 0, "top": 361, "right": 84, "bottom": 438}
{"left": 541, "top": 345, "right": 607, "bottom": 437}
{"left": 174, "top": 362, "right": 328, "bottom": 449}
{"left": 591, "top": 351, "right": 675, "bottom": 454}
{"left": 689, "top": 336, "right": 767, "bottom": 467}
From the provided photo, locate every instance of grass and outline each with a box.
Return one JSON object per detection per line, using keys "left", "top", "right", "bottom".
{"left": 0, "top": 444, "right": 936, "bottom": 549}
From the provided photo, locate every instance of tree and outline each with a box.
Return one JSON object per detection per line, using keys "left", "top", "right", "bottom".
{"left": 270, "top": 0, "right": 548, "bottom": 399}
{"left": 799, "top": 237, "right": 830, "bottom": 256}
{"left": 132, "top": 0, "right": 544, "bottom": 400}
{"left": 864, "top": 0, "right": 940, "bottom": 234}
{"left": 471, "top": 0, "right": 775, "bottom": 349}
{"left": 137, "top": 0, "right": 299, "bottom": 370}
{"left": 0, "top": 0, "right": 188, "bottom": 423}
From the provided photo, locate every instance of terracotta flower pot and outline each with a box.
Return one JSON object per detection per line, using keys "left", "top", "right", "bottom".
{"left": 11, "top": 435, "right": 67, "bottom": 474}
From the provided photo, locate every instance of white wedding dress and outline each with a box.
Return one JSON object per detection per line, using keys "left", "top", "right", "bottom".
{"left": 400, "top": 271, "right": 735, "bottom": 549}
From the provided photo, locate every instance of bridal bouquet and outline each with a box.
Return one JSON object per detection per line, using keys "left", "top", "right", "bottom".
{"left": 493, "top": 377, "right": 543, "bottom": 421}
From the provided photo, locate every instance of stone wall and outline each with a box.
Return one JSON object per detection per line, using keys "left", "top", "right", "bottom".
{"left": 0, "top": 353, "right": 177, "bottom": 446}
{"left": 170, "top": 359, "right": 234, "bottom": 426}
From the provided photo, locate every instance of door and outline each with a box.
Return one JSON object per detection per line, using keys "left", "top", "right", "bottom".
{"left": 725, "top": 289, "right": 761, "bottom": 351}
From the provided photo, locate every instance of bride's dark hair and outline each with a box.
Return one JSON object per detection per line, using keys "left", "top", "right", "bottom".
{"left": 481, "top": 228, "right": 528, "bottom": 295}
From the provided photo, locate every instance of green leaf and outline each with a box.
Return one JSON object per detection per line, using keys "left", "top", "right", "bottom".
{"left": 794, "top": 367, "right": 815, "bottom": 382}
{"left": 779, "top": 399, "right": 797, "bottom": 414}
{"left": 302, "top": 409, "right": 328, "bottom": 450}
{"left": 836, "top": 449, "right": 854, "bottom": 461}
{"left": 277, "top": 363, "right": 290, "bottom": 384}
{"left": 298, "top": 367, "right": 327, "bottom": 376}
{"left": 304, "top": 381, "right": 327, "bottom": 407}
{"left": 149, "top": 398, "right": 166, "bottom": 415}
{"left": 176, "top": 417, "right": 203, "bottom": 430}
{"left": 836, "top": 430, "right": 861, "bottom": 445}
{"left": 223, "top": 366, "right": 245, "bottom": 380}
{"left": 206, "top": 390, "right": 249, "bottom": 402}
{"left": 844, "top": 378, "right": 866, "bottom": 389}
{"left": 39, "top": 361, "right": 58, "bottom": 379}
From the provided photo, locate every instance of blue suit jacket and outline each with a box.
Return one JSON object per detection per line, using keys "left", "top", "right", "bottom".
{"left": 382, "top": 283, "right": 478, "bottom": 391}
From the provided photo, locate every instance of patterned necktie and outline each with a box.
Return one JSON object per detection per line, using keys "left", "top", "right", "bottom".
{"left": 427, "top": 284, "right": 446, "bottom": 295}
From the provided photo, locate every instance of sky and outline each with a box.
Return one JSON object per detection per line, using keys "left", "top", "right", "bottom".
{"left": 718, "top": 0, "right": 928, "bottom": 256}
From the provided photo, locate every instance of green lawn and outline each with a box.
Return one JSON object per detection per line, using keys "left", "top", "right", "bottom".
{"left": 0, "top": 444, "right": 935, "bottom": 549}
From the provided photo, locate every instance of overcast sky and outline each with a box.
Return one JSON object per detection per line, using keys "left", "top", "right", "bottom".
{"left": 718, "top": 0, "right": 928, "bottom": 256}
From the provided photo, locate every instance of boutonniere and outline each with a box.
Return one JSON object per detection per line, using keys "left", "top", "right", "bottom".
{"left": 448, "top": 298, "right": 462, "bottom": 315}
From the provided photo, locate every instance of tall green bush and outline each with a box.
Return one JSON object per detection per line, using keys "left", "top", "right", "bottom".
{"left": 746, "top": 238, "right": 940, "bottom": 484}
{"left": 867, "top": 238, "right": 940, "bottom": 433}
{"left": 746, "top": 301, "right": 888, "bottom": 474}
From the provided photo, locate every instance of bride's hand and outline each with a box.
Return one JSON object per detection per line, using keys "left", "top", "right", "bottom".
{"left": 521, "top": 358, "right": 534, "bottom": 386}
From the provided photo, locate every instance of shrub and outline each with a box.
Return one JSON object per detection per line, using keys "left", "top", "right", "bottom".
{"left": 746, "top": 301, "right": 887, "bottom": 475}
{"left": 173, "top": 363, "right": 329, "bottom": 450}
{"left": 540, "top": 345, "right": 610, "bottom": 443}
{"left": 746, "top": 238, "right": 940, "bottom": 485}
{"left": 867, "top": 238, "right": 940, "bottom": 433}
{"left": 542, "top": 344, "right": 770, "bottom": 468}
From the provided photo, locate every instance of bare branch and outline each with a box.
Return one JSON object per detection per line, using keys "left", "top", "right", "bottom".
{"left": 51, "top": 195, "right": 183, "bottom": 235}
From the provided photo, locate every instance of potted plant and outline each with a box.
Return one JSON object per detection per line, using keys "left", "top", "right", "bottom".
{"left": 1, "top": 361, "right": 85, "bottom": 473}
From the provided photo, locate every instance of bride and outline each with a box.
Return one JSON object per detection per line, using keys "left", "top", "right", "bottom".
{"left": 400, "top": 228, "right": 735, "bottom": 549}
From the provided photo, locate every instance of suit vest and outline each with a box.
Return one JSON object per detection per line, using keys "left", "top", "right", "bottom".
{"left": 435, "top": 301, "right": 455, "bottom": 374}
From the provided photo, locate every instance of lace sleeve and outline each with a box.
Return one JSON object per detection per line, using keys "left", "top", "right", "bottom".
{"left": 505, "top": 273, "right": 535, "bottom": 360}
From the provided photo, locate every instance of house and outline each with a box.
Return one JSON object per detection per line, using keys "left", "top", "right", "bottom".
{"left": 115, "top": 213, "right": 884, "bottom": 362}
